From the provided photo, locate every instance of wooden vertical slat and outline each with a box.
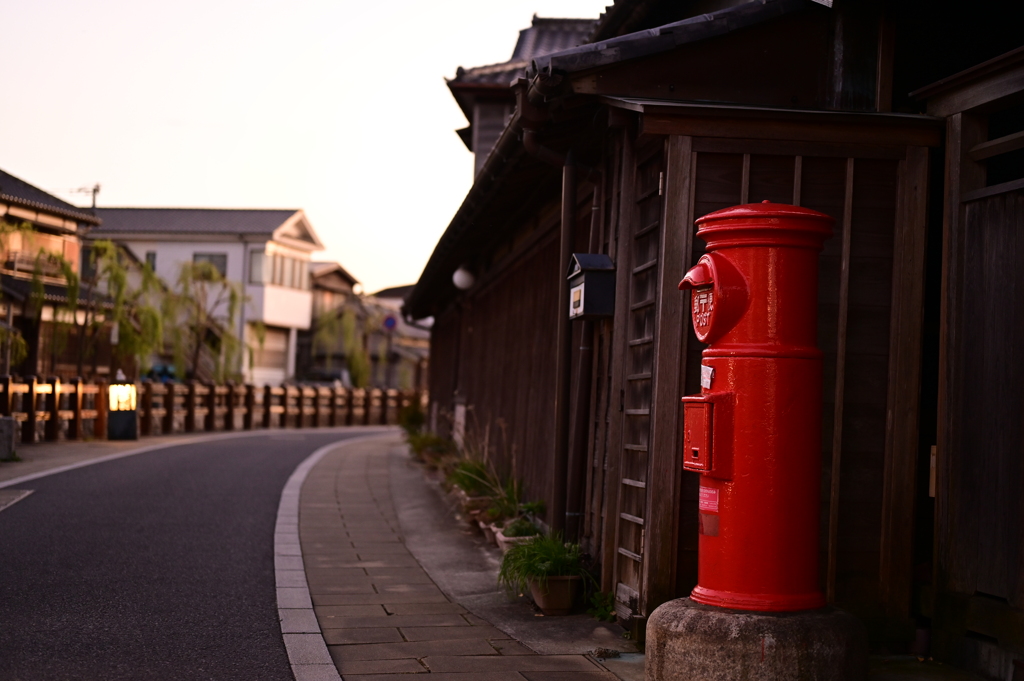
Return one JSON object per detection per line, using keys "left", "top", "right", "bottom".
{"left": 244, "top": 384, "right": 255, "bottom": 430}
{"left": 601, "top": 129, "right": 636, "bottom": 595}
{"left": 262, "top": 385, "right": 273, "bottom": 429}
{"left": 141, "top": 381, "right": 153, "bottom": 437}
{"left": 826, "top": 157, "right": 856, "bottom": 604}
{"left": 95, "top": 381, "right": 108, "bottom": 440}
{"left": 45, "top": 377, "right": 60, "bottom": 442}
{"left": 793, "top": 156, "right": 803, "bottom": 205}
{"left": 878, "top": 146, "right": 930, "bottom": 620}
{"left": 740, "top": 153, "right": 751, "bottom": 204}
{"left": 642, "top": 134, "right": 694, "bottom": 614}
{"left": 70, "top": 378, "right": 83, "bottom": 440}
{"left": 935, "top": 112, "right": 987, "bottom": 599}
{"left": 22, "top": 376, "right": 37, "bottom": 444}
{"left": 164, "top": 382, "right": 176, "bottom": 434}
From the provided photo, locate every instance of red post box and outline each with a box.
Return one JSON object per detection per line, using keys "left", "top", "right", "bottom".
{"left": 679, "top": 200, "right": 833, "bottom": 612}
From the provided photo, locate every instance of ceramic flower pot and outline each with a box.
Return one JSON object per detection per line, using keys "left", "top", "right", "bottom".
{"left": 495, "top": 529, "right": 536, "bottom": 554}
{"left": 479, "top": 520, "right": 497, "bottom": 545}
{"left": 528, "top": 575, "right": 581, "bottom": 616}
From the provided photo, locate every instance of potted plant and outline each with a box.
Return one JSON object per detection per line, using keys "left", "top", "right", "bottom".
{"left": 447, "top": 459, "right": 496, "bottom": 522}
{"left": 498, "top": 533, "right": 590, "bottom": 615}
{"left": 495, "top": 516, "right": 540, "bottom": 554}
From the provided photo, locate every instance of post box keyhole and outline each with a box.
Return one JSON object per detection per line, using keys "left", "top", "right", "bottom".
{"left": 691, "top": 447, "right": 700, "bottom": 460}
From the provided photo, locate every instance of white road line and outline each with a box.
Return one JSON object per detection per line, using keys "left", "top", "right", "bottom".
{"left": 0, "top": 489, "right": 34, "bottom": 513}
{"left": 276, "top": 432, "right": 396, "bottom": 681}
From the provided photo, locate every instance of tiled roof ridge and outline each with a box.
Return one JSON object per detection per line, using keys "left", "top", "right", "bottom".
{"left": 0, "top": 192, "right": 101, "bottom": 226}
{"left": 96, "top": 206, "right": 299, "bottom": 213}
{"left": 452, "top": 59, "right": 530, "bottom": 81}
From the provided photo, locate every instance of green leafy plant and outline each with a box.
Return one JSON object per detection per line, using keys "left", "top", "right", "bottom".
{"left": 407, "top": 432, "right": 456, "bottom": 466}
{"left": 498, "top": 533, "right": 590, "bottom": 594}
{"left": 398, "top": 401, "right": 426, "bottom": 437}
{"left": 165, "top": 260, "right": 243, "bottom": 381}
{"left": 587, "top": 591, "right": 617, "bottom": 622}
{"left": 486, "top": 476, "right": 522, "bottom": 523}
{"left": 502, "top": 517, "right": 539, "bottom": 538}
{"left": 447, "top": 459, "right": 496, "bottom": 497}
{"left": 521, "top": 499, "right": 546, "bottom": 518}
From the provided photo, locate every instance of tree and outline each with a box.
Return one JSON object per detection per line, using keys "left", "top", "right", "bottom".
{"left": 341, "top": 307, "right": 371, "bottom": 388}
{"left": 165, "top": 260, "right": 243, "bottom": 381}
{"left": 0, "top": 219, "right": 31, "bottom": 372}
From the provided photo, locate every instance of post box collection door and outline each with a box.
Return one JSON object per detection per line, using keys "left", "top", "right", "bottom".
{"left": 678, "top": 201, "right": 833, "bottom": 612}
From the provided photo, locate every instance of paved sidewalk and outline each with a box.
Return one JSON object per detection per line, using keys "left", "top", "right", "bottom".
{"left": 301, "top": 434, "right": 624, "bottom": 680}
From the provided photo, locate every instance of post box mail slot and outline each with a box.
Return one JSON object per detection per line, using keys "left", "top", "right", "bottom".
{"left": 682, "top": 400, "right": 712, "bottom": 472}
{"left": 567, "top": 253, "right": 615, "bottom": 320}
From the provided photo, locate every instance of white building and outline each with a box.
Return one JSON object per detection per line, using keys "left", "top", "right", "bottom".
{"left": 91, "top": 208, "right": 323, "bottom": 385}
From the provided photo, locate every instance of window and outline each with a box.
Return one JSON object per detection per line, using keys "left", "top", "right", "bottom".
{"left": 145, "top": 251, "right": 157, "bottom": 270}
{"left": 193, "top": 253, "right": 227, "bottom": 276}
{"left": 249, "top": 250, "right": 265, "bottom": 284}
{"left": 283, "top": 256, "right": 294, "bottom": 290}
{"left": 272, "top": 254, "right": 283, "bottom": 285}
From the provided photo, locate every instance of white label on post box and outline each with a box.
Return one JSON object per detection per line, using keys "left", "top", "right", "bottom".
{"left": 700, "top": 364, "right": 714, "bottom": 389}
{"left": 569, "top": 282, "right": 585, "bottom": 319}
{"left": 698, "top": 486, "right": 719, "bottom": 513}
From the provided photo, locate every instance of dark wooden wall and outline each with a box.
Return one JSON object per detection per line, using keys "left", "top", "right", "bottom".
{"left": 581, "top": 120, "right": 929, "bottom": 641}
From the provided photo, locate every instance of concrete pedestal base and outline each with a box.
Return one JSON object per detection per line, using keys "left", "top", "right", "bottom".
{"left": 645, "top": 598, "right": 868, "bottom": 681}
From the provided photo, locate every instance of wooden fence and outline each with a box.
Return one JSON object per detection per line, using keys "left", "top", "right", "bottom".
{"left": 0, "top": 375, "right": 423, "bottom": 445}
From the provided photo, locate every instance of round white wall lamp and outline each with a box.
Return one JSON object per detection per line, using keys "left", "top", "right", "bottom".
{"left": 452, "top": 267, "right": 475, "bottom": 290}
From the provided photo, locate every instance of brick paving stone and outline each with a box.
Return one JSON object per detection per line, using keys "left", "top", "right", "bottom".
{"left": 364, "top": 567, "right": 439, "bottom": 579}
{"left": 321, "top": 627, "right": 404, "bottom": 645}
{"left": 344, "top": 674, "right": 527, "bottom": 681}
{"left": 354, "top": 545, "right": 415, "bottom": 556}
{"left": 491, "top": 640, "right": 538, "bottom": 655}
{"left": 347, "top": 571, "right": 436, "bottom": 584}
{"left": 312, "top": 604, "right": 388, "bottom": 618}
{"left": 519, "top": 673, "right": 621, "bottom": 681}
{"left": 376, "top": 583, "right": 446, "bottom": 594}
{"left": 304, "top": 567, "right": 371, "bottom": 581}
{"left": 310, "top": 592, "right": 450, "bottom": 606}
{"left": 318, "top": 614, "right": 470, "bottom": 629}
{"left": 399, "top": 625, "right": 510, "bottom": 641}
{"left": 348, "top": 534, "right": 404, "bottom": 543}
{"left": 383, "top": 602, "right": 467, "bottom": 615}
{"left": 306, "top": 583, "right": 377, "bottom": 595}
{"left": 329, "top": 638, "right": 498, "bottom": 661}
{"left": 298, "top": 436, "right": 622, "bottom": 680}
{"left": 330, "top": 658, "right": 427, "bottom": 674}
{"left": 424, "top": 656, "right": 602, "bottom": 673}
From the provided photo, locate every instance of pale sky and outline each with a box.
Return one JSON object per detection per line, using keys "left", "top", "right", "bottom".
{"left": 1, "top": 0, "right": 609, "bottom": 294}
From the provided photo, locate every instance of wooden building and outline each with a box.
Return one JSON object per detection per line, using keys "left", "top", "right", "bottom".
{"left": 0, "top": 168, "right": 114, "bottom": 380}
{"left": 405, "top": 1, "right": 1023, "bottom": 676}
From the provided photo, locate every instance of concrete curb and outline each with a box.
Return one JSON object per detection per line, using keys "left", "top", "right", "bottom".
{"left": 274, "top": 432, "right": 395, "bottom": 681}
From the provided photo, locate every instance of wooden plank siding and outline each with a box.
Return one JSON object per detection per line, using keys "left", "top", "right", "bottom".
{"left": 425, "top": 117, "right": 931, "bottom": 644}
{"left": 610, "top": 141, "right": 664, "bottom": 620}
{"left": 653, "top": 138, "right": 927, "bottom": 642}
{"left": 641, "top": 134, "right": 694, "bottom": 618}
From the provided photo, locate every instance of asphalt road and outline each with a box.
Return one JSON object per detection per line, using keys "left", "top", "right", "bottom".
{"left": 0, "top": 429, "right": 376, "bottom": 681}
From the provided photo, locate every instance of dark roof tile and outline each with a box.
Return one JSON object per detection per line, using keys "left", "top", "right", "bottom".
{"left": 91, "top": 207, "right": 299, "bottom": 237}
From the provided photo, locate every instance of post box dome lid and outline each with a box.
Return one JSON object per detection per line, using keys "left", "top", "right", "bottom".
{"left": 696, "top": 200, "right": 834, "bottom": 226}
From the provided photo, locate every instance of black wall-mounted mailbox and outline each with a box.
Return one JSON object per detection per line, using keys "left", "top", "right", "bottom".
{"left": 567, "top": 253, "right": 615, "bottom": 320}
